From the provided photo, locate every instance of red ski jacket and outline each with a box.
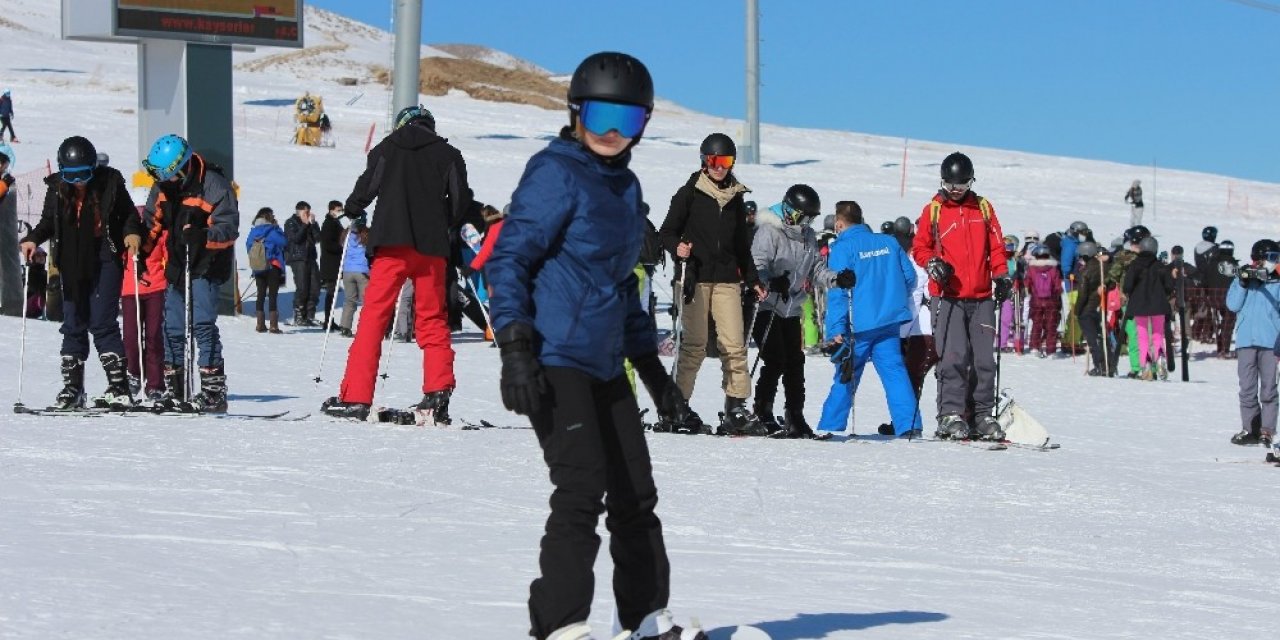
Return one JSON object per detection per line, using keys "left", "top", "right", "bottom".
{"left": 910, "top": 192, "right": 1008, "bottom": 299}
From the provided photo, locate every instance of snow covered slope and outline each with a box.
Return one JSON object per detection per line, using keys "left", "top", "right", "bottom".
{"left": 2, "top": 1, "right": 1278, "bottom": 639}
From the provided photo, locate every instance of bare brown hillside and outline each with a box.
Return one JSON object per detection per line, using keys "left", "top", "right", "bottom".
{"left": 371, "top": 57, "right": 566, "bottom": 111}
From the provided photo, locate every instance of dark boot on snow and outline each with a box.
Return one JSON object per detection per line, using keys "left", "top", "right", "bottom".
{"left": 414, "top": 389, "right": 452, "bottom": 426}
{"left": 53, "top": 355, "right": 86, "bottom": 410}
{"left": 936, "top": 413, "right": 970, "bottom": 440}
{"left": 778, "top": 406, "right": 827, "bottom": 440}
{"left": 269, "top": 311, "right": 283, "bottom": 334}
{"left": 157, "top": 365, "right": 196, "bottom": 413}
{"left": 1231, "top": 429, "right": 1262, "bottom": 446}
{"left": 191, "top": 365, "right": 228, "bottom": 413}
{"left": 973, "top": 414, "right": 1006, "bottom": 441}
{"left": 255, "top": 310, "right": 267, "bottom": 333}
{"left": 91, "top": 352, "right": 134, "bottom": 409}
{"left": 753, "top": 399, "right": 784, "bottom": 435}
{"left": 321, "top": 396, "right": 371, "bottom": 421}
{"left": 718, "top": 397, "right": 767, "bottom": 436}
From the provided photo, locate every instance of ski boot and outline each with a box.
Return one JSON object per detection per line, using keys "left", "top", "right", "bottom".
{"left": 878, "top": 422, "right": 896, "bottom": 436}
{"left": 91, "top": 353, "right": 134, "bottom": 409}
{"left": 973, "top": 414, "right": 1006, "bottom": 441}
{"left": 1262, "top": 432, "right": 1274, "bottom": 449}
{"left": 718, "top": 397, "right": 767, "bottom": 436}
{"left": 1231, "top": 429, "right": 1262, "bottom": 446}
{"left": 321, "top": 396, "right": 371, "bottom": 421}
{"left": 935, "top": 413, "right": 970, "bottom": 440}
{"left": 190, "top": 365, "right": 228, "bottom": 413}
{"left": 776, "top": 406, "right": 818, "bottom": 439}
{"left": 52, "top": 355, "right": 87, "bottom": 410}
{"left": 752, "top": 400, "right": 784, "bottom": 436}
{"left": 127, "top": 373, "right": 141, "bottom": 396}
{"left": 623, "top": 609, "right": 709, "bottom": 640}
{"left": 414, "top": 389, "right": 452, "bottom": 426}
{"left": 156, "top": 365, "right": 197, "bottom": 413}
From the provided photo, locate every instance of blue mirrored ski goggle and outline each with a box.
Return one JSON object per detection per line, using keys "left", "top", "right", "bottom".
{"left": 60, "top": 164, "right": 94, "bottom": 184}
{"left": 574, "top": 99, "right": 650, "bottom": 138}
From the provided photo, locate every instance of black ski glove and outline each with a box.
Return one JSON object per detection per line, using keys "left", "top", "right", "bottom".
{"left": 182, "top": 225, "right": 207, "bottom": 247}
{"left": 1, "top": 174, "right": 13, "bottom": 188}
{"left": 632, "top": 352, "right": 689, "bottom": 421}
{"left": 993, "top": 276, "right": 1013, "bottom": 303}
{"left": 835, "top": 269, "right": 856, "bottom": 289}
{"left": 926, "top": 257, "right": 954, "bottom": 284}
{"left": 768, "top": 272, "right": 791, "bottom": 302}
{"left": 496, "top": 323, "right": 547, "bottom": 416}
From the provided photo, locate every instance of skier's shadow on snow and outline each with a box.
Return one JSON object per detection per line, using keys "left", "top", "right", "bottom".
{"left": 712, "top": 610, "right": 947, "bottom": 639}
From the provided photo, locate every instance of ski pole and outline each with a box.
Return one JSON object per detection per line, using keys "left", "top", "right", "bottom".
{"left": 750, "top": 283, "right": 795, "bottom": 380}
{"left": 669, "top": 259, "right": 687, "bottom": 378}
{"left": 845, "top": 281, "right": 856, "bottom": 432}
{"left": 312, "top": 229, "right": 352, "bottom": 384}
{"left": 14, "top": 261, "right": 28, "bottom": 412}
{"left": 377, "top": 281, "right": 408, "bottom": 392}
{"left": 1099, "top": 257, "right": 1110, "bottom": 377}
{"left": 132, "top": 253, "right": 147, "bottom": 396}
{"left": 184, "top": 244, "right": 195, "bottom": 402}
{"left": 993, "top": 290, "right": 1003, "bottom": 418}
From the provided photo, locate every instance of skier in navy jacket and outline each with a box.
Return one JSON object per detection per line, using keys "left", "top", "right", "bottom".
{"left": 817, "top": 201, "right": 921, "bottom": 437}
{"left": 485, "top": 52, "right": 705, "bottom": 640}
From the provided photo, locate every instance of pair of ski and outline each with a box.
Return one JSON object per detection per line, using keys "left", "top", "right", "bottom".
{"left": 13, "top": 403, "right": 305, "bottom": 422}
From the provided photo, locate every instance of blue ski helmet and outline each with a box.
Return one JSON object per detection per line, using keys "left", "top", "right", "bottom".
{"left": 395, "top": 104, "right": 435, "bottom": 131}
{"left": 143, "top": 134, "right": 193, "bottom": 181}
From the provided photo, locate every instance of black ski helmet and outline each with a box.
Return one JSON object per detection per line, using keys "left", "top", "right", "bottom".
{"left": 940, "top": 152, "right": 974, "bottom": 183}
{"left": 1068, "top": 220, "right": 1089, "bottom": 236}
{"left": 1077, "top": 241, "right": 1100, "bottom": 258}
{"left": 1123, "top": 225, "right": 1151, "bottom": 245}
{"left": 395, "top": 104, "right": 435, "bottom": 130}
{"left": 57, "top": 136, "right": 97, "bottom": 170}
{"left": 783, "top": 184, "right": 821, "bottom": 218}
{"left": 744, "top": 200, "right": 757, "bottom": 215}
{"left": 880, "top": 221, "right": 894, "bottom": 234}
{"left": 1250, "top": 238, "right": 1280, "bottom": 261}
{"left": 699, "top": 133, "right": 736, "bottom": 157}
{"left": 1032, "top": 244, "right": 1052, "bottom": 259}
{"left": 1138, "top": 236, "right": 1158, "bottom": 254}
{"left": 568, "top": 52, "right": 654, "bottom": 108}
{"left": 893, "top": 216, "right": 914, "bottom": 237}
{"left": 1202, "top": 226, "right": 1218, "bottom": 242}
{"left": 1220, "top": 239, "right": 1235, "bottom": 255}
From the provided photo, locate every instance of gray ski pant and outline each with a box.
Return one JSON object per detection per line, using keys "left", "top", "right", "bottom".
{"left": 931, "top": 297, "right": 998, "bottom": 421}
{"left": 1237, "top": 346, "right": 1278, "bottom": 436}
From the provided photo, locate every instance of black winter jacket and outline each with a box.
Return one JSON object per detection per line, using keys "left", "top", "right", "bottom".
{"left": 22, "top": 167, "right": 142, "bottom": 298}
{"left": 1073, "top": 255, "right": 1107, "bottom": 316}
{"left": 1122, "top": 252, "right": 1173, "bottom": 317}
{"left": 345, "top": 122, "right": 470, "bottom": 258}
{"left": 658, "top": 171, "right": 758, "bottom": 286}
{"left": 318, "top": 214, "right": 344, "bottom": 280}
{"left": 141, "top": 154, "right": 240, "bottom": 285}
{"left": 284, "top": 214, "right": 319, "bottom": 264}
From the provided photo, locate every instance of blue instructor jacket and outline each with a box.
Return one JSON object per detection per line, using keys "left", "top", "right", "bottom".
{"left": 825, "top": 224, "right": 916, "bottom": 337}
{"left": 486, "top": 135, "right": 655, "bottom": 381}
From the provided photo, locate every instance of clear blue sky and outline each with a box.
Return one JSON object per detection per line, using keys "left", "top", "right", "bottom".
{"left": 308, "top": 0, "right": 1280, "bottom": 183}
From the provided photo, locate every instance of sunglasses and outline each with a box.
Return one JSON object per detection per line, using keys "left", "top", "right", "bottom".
{"left": 574, "top": 99, "right": 650, "bottom": 138}
{"left": 60, "top": 165, "right": 95, "bottom": 184}
{"left": 703, "top": 154, "right": 735, "bottom": 171}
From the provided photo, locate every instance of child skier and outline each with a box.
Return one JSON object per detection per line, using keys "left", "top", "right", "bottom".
{"left": 121, "top": 205, "right": 168, "bottom": 402}
{"left": 1025, "top": 244, "right": 1063, "bottom": 357}
{"left": 18, "top": 136, "right": 143, "bottom": 409}
{"left": 751, "top": 183, "right": 835, "bottom": 438}
{"left": 485, "top": 51, "right": 706, "bottom": 640}
{"left": 1122, "top": 236, "right": 1173, "bottom": 380}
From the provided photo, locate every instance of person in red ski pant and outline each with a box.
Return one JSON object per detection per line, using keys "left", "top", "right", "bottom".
{"left": 320, "top": 105, "right": 472, "bottom": 423}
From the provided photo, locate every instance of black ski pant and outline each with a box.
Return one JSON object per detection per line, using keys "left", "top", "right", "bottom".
{"left": 752, "top": 311, "right": 805, "bottom": 411}
{"left": 1079, "top": 308, "right": 1119, "bottom": 374}
{"left": 0, "top": 116, "right": 14, "bottom": 140}
{"left": 59, "top": 244, "right": 125, "bottom": 361}
{"left": 527, "top": 366, "right": 669, "bottom": 639}
{"left": 319, "top": 277, "right": 337, "bottom": 324}
{"left": 253, "top": 267, "right": 282, "bottom": 313}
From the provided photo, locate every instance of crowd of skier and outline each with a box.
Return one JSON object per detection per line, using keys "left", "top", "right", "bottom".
{"left": 8, "top": 48, "right": 1280, "bottom": 640}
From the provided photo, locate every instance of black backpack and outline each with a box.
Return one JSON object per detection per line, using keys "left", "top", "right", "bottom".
{"left": 639, "top": 217, "right": 663, "bottom": 268}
